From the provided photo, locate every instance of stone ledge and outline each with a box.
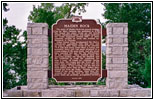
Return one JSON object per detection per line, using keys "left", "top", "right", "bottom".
{"left": 27, "top": 23, "right": 48, "bottom": 28}
{"left": 106, "top": 23, "right": 128, "bottom": 28}
{"left": 3, "top": 85, "right": 151, "bottom": 97}
{"left": 107, "top": 35, "right": 127, "bottom": 38}
{"left": 107, "top": 44, "right": 128, "bottom": 47}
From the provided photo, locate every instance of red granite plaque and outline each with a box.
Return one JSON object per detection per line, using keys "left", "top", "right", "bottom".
{"left": 52, "top": 16, "right": 102, "bottom": 82}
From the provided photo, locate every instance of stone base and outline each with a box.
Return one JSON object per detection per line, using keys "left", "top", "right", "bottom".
{"left": 3, "top": 85, "right": 151, "bottom": 97}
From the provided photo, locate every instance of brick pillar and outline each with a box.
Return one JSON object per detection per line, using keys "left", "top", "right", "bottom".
{"left": 27, "top": 23, "right": 48, "bottom": 89}
{"left": 106, "top": 23, "right": 128, "bottom": 89}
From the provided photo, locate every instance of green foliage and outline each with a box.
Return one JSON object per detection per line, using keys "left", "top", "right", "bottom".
{"left": 48, "top": 78, "right": 57, "bottom": 85}
{"left": 29, "top": 4, "right": 55, "bottom": 28}
{"left": 102, "top": 53, "right": 106, "bottom": 69}
{"left": 54, "top": 3, "right": 88, "bottom": 19}
{"left": 3, "top": 3, "right": 9, "bottom": 12}
{"left": 96, "top": 78, "right": 106, "bottom": 85}
{"left": 74, "top": 78, "right": 106, "bottom": 85}
{"left": 48, "top": 36, "right": 52, "bottom": 70}
{"left": 28, "top": 3, "right": 88, "bottom": 28}
{"left": 103, "top": 3, "right": 151, "bottom": 87}
{"left": 3, "top": 19, "right": 27, "bottom": 90}
{"left": 141, "top": 56, "right": 151, "bottom": 88}
{"left": 3, "top": 18, "right": 8, "bottom": 26}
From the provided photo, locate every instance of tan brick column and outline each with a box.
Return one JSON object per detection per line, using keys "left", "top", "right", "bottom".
{"left": 106, "top": 23, "right": 128, "bottom": 89}
{"left": 27, "top": 23, "right": 48, "bottom": 89}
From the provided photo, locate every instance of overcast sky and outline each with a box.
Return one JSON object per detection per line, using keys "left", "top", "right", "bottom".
{"left": 2, "top": 2, "right": 107, "bottom": 32}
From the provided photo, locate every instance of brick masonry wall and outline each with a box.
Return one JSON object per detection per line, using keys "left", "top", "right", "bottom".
{"left": 27, "top": 23, "right": 49, "bottom": 89}
{"left": 106, "top": 23, "right": 128, "bottom": 89}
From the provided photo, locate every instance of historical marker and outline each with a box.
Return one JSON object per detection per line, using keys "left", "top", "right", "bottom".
{"left": 52, "top": 16, "right": 102, "bottom": 82}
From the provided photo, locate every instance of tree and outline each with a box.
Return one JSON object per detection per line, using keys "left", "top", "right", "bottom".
{"left": 28, "top": 4, "right": 55, "bottom": 29}
{"left": 141, "top": 55, "right": 151, "bottom": 88}
{"left": 28, "top": 3, "right": 88, "bottom": 28}
{"left": 54, "top": 3, "right": 88, "bottom": 19}
{"left": 103, "top": 3, "right": 151, "bottom": 87}
{"left": 3, "top": 19, "right": 27, "bottom": 89}
{"left": 3, "top": 3, "right": 9, "bottom": 12}
{"left": 3, "top": 3, "right": 27, "bottom": 90}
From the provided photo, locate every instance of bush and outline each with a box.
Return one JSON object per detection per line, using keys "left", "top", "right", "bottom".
{"left": 141, "top": 56, "right": 151, "bottom": 88}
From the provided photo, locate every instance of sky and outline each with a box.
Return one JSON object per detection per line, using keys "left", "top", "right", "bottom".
{"left": 2, "top": 2, "right": 107, "bottom": 32}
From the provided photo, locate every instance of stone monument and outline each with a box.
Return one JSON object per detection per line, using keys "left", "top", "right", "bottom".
{"left": 3, "top": 17, "right": 151, "bottom": 97}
